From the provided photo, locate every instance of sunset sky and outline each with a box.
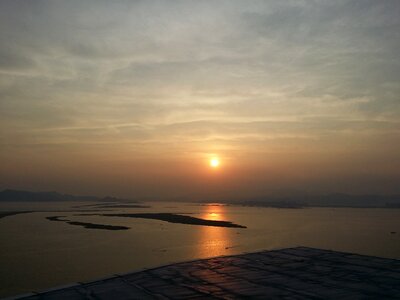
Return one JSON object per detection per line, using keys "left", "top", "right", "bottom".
{"left": 1, "top": 1, "right": 399, "bottom": 200}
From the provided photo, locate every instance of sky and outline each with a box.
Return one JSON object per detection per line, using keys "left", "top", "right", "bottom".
{"left": 0, "top": 0, "right": 399, "bottom": 200}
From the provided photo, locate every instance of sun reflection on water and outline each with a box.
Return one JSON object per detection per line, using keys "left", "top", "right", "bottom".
{"left": 196, "top": 204, "right": 234, "bottom": 258}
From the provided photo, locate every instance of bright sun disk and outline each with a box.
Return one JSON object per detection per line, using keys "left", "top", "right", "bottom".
{"left": 210, "top": 158, "right": 219, "bottom": 168}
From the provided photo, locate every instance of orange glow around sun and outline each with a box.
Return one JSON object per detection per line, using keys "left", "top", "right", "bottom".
{"left": 210, "top": 158, "right": 220, "bottom": 168}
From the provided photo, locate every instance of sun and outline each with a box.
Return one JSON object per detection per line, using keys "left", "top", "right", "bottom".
{"left": 210, "top": 158, "right": 220, "bottom": 168}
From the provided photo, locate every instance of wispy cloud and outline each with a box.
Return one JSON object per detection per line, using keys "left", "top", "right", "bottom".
{"left": 1, "top": 0, "right": 399, "bottom": 196}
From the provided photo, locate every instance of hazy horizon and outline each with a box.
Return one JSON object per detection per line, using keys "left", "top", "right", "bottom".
{"left": 1, "top": 1, "right": 400, "bottom": 200}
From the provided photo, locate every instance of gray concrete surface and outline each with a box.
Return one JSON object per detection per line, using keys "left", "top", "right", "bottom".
{"left": 6, "top": 247, "right": 400, "bottom": 299}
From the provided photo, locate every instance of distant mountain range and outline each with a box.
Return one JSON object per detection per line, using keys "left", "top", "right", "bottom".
{"left": 0, "top": 189, "right": 132, "bottom": 203}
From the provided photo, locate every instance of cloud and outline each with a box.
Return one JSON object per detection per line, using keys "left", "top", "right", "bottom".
{"left": 0, "top": 0, "right": 399, "bottom": 195}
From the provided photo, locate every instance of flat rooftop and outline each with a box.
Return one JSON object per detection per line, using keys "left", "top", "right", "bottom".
{"left": 6, "top": 247, "right": 400, "bottom": 299}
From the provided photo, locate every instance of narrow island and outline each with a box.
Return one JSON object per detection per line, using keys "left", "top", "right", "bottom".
{"left": 78, "top": 213, "right": 247, "bottom": 228}
{"left": 46, "top": 216, "right": 130, "bottom": 230}
{"left": 92, "top": 204, "right": 150, "bottom": 209}
{"left": 0, "top": 211, "right": 33, "bottom": 219}
{"left": 73, "top": 203, "right": 150, "bottom": 209}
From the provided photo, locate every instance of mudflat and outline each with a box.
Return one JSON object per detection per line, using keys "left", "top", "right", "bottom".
{"left": 80, "top": 212, "right": 247, "bottom": 228}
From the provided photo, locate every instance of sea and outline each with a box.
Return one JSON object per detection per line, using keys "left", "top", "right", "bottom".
{"left": 0, "top": 201, "right": 399, "bottom": 298}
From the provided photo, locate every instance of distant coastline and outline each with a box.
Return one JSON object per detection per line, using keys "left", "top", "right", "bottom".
{"left": 0, "top": 189, "right": 135, "bottom": 203}
{"left": 1, "top": 189, "right": 400, "bottom": 209}
{"left": 205, "top": 194, "right": 400, "bottom": 209}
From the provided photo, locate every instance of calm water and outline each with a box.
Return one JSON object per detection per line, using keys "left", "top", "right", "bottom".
{"left": 0, "top": 201, "right": 399, "bottom": 297}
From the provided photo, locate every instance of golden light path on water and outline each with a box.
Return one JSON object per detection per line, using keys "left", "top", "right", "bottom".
{"left": 196, "top": 204, "right": 234, "bottom": 258}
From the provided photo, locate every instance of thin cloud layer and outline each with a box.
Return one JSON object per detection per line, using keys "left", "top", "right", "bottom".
{"left": 1, "top": 0, "right": 399, "bottom": 198}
